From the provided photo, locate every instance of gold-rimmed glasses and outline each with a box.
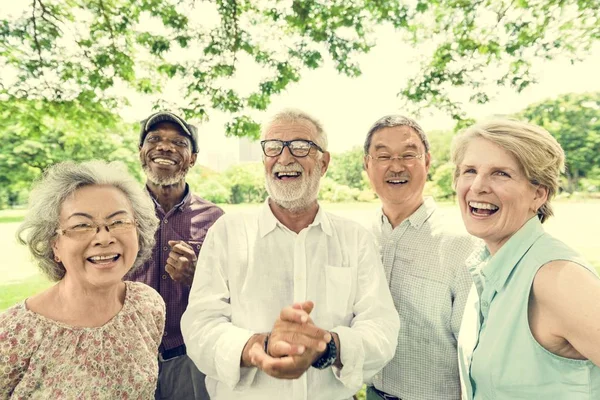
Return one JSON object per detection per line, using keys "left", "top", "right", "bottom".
{"left": 55, "top": 218, "right": 137, "bottom": 240}
{"left": 366, "top": 153, "right": 425, "bottom": 167}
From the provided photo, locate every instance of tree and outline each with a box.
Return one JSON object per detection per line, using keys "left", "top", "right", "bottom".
{"left": 328, "top": 146, "right": 366, "bottom": 190}
{"left": 224, "top": 162, "right": 267, "bottom": 203}
{"left": 0, "top": 95, "right": 141, "bottom": 202}
{"left": 517, "top": 92, "right": 600, "bottom": 192}
{"left": 1, "top": 0, "right": 598, "bottom": 134}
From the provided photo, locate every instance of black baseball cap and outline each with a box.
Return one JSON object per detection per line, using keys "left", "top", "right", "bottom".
{"left": 139, "top": 111, "right": 199, "bottom": 153}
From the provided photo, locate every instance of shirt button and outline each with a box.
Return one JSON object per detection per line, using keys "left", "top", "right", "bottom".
{"left": 162, "top": 274, "right": 168, "bottom": 280}
{"left": 163, "top": 246, "right": 168, "bottom": 251}
{"left": 163, "top": 332, "right": 168, "bottom": 336}
{"left": 163, "top": 219, "right": 168, "bottom": 224}
{"left": 482, "top": 300, "right": 489, "bottom": 308}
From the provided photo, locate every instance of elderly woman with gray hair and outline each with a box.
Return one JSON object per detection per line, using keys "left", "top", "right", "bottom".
{"left": 0, "top": 161, "right": 164, "bottom": 399}
{"left": 453, "top": 119, "right": 600, "bottom": 399}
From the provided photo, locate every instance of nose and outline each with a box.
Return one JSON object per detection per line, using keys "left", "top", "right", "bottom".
{"left": 277, "top": 145, "right": 296, "bottom": 165}
{"left": 92, "top": 224, "right": 116, "bottom": 246}
{"left": 470, "top": 173, "right": 490, "bottom": 194}
{"left": 156, "top": 140, "right": 175, "bottom": 152}
{"left": 388, "top": 157, "right": 406, "bottom": 172}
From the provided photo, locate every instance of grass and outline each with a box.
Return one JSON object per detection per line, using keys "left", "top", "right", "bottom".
{"left": 1, "top": 200, "right": 599, "bottom": 313}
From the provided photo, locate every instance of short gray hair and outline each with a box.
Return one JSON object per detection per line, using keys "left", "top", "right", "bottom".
{"left": 364, "top": 115, "right": 430, "bottom": 155}
{"left": 262, "top": 108, "right": 328, "bottom": 151}
{"left": 17, "top": 160, "right": 159, "bottom": 281}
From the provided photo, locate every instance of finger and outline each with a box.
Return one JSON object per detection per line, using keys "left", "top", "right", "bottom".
{"left": 166, "top": 255, "right": 182, "bottom": 270}
{"left": 168, "top": 241, "right": 196, "bottom": 257}
{"left": 287, "top": 331, "right": 329, "bottom": 352}
{"left": 269, "top": 339, "right": 305, "bottom": 358}
{"left": 249, "top": 343, "right": 303, "bottom": 379}
{"left": 292, "top": 301, "right": 314, "bottom": 315}
{"left": 165, "top": 263, "right": 177, "bottom": 279}
{"left": 280, "top": 306, "right": 311, "bottom": 324}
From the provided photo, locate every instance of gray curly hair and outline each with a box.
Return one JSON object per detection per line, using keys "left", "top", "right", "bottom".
{"left": 17, "top": 160, "right": 159, "bottom": 281}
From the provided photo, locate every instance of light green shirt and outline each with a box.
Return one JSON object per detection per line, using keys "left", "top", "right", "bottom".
{"left": 458, "top": 216, "right": 600, "bottom": 399}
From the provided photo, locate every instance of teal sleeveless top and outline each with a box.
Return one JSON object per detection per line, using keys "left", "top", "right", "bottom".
{"left": 458, "top": 217, "right": 600, "bottom": 400}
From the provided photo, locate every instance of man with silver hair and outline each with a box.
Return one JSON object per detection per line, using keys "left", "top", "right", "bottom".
{"left": 363, "top": 115, "right": 479, "bottom": 400}
{"left": 182, "top": 108, "right": 399, "bottom": 400}
{"left": 128, "top": 111, "right": 224, "bottom": 400}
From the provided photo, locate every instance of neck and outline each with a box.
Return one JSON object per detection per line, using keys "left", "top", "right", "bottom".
{"left": 382, "top": 198, "right": 424, "bottom": 229}
{"left": 147, "top": 180, "right": 187, "bottom": 212}
{"left": 269, "top": 198, "right": 319, "bottom": 234}
{"left": 54, "top": 277, "right": 126, "bottom": 327}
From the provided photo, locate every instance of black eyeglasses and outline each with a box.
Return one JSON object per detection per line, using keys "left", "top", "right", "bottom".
{"left": 260, "top": 139, "right": 324, "bottom": 158}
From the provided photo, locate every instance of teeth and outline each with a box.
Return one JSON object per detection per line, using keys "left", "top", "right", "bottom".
{"left": 276, "top": 171, "right": 301, "bottom": 177}
{"left": 89, "top": 254, "right": 118, "bottom": 261}
{"left": 153, "top": 158, "right": 175, "bottom": 165}
{"left": 469, "top": 201, "right": 499, "bottom": 210}
{"left": 387, "top": 179, "right": 408, "bottom": 183}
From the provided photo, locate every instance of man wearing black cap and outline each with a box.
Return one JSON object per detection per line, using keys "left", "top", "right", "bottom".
{"left": 127, "top": 111, "right": 224, "bottom": 400}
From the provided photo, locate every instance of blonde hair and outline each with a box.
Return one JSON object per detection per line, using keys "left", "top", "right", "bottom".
{"left": 451, "top": 119, "right": 565, "bottom": 223}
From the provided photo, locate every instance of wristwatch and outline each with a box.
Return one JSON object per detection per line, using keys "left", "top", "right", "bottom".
{"left": 311, "top": 335, "right": 337, "bottom": 369}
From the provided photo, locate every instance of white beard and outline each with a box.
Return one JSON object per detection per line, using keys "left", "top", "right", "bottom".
{"left": 265, "top": 161, "right": 322, "bottom": 212}
{"left": 142, "top": 163, "right": 188, "bottom": 186}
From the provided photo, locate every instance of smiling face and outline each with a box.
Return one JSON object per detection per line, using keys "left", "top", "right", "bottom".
{"left": 456, "top": 137, "right": 548, "bottom": 254}
{"left": 52, "top": 185, "right": 139, "bottom": 289}
{"left": 139, "top": 122, "right": 197, "bottom": 186}
{"left": 263, "top": 119, "right": 330, "bottom": 211}
{"left": 364, "top": 125, "right": 431, "bottom": 217}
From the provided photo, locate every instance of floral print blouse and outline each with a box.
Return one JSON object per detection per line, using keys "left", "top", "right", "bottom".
{"left": 0, "top": 281, "right": 165, "bottom": 399}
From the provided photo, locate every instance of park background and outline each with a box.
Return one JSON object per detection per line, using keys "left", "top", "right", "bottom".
{"left": 1, "top": 0, "right": 599, "bottom": 348}
{"left": 1, "top": 2, "right": 599, "bottom": 397}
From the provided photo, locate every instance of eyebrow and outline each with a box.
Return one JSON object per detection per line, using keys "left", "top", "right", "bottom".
{"left": 67, "top": 210, "right": 129, "bottom": 220}
{"left": 373, "top": 143, "right": 420, "bottom": 152}
{"left": 461, "top": 164, "right": 519, "bottom": 174}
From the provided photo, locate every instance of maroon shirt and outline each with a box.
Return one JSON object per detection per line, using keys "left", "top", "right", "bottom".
{"left": 127, "top": 185, "right": 224, "bottom": 351}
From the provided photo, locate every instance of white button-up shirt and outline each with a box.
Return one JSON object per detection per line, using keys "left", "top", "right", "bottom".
{"left": 181, "top": 201, "right": 399, "bottom": 400}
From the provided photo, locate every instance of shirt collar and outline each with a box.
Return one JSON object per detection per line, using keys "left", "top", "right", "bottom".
{"left": 378, "top": 196, "right": 437, "bottom": 231}
{"left": 146, "top": 183, "right": 192, "bottom": 213}
{"left": 258, "top": 198, "right": 332, "bottom": 238}
{"left": 481, "top": 216, "right": 546, "bottom": 293}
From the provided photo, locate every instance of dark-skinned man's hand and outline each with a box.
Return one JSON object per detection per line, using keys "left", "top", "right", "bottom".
{"left": 165, "top": 240, "right": 197, "bottom": 286}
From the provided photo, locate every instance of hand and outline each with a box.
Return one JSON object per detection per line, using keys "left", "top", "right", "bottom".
{"left": 268, "top": 302, "right": 330, "bottom": 359}
{"left": 249, "top": 301, "right": 331, "bottom": 379}
{"left": 165, "top": 240, "right": 197, "bottom": 285}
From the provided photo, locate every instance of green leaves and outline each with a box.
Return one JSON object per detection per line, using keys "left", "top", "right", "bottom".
{"left": 517, "top": 92, "right": 600, "bottom": 192}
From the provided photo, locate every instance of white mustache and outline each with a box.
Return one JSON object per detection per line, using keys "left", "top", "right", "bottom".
{"left": 273, "top": 163, "right": 304, "bottom": 174}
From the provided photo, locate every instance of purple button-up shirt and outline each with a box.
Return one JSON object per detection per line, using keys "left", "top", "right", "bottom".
{"left": 127, "top": 185, "right": 224, "bottom": 351}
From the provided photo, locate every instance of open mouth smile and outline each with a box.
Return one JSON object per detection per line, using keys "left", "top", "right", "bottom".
{"left": 87, "top": 254, "right": 121, "bottom": 265}
{"left": 275, "top": 171, "right": 302, "bottom": 180}
{"left": 386, "top": 178, "right": 408, "bottom": 185}
{"left": 468, "top": 201, "right": 499, "bottom": 217}
{"left": 152, "top": 157, "right": 177, "bottom": 166}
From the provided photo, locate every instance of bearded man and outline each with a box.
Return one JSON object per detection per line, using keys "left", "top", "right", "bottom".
{"left": 181, "top": 109, "right": 399, "bottom": 400}
{"left": 127, "top": 111, "right": 224, "bottom": 400}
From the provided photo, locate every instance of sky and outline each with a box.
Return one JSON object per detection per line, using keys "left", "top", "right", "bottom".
{"left": 2, "top": 2, "right": 600, "bottom": 170}
{"left": 116, "top": 23, "right": 600, "bottom": 170}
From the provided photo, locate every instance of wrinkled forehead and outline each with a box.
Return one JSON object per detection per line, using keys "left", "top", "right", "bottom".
{"left": 263, "top": 119, "right": 318, "bottom": 142}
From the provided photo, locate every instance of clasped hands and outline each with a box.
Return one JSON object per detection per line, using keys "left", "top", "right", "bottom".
{"left": 241, "top": 301, "right": 332, "bottom": 379}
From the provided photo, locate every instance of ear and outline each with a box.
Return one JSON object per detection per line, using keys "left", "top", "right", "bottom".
{"left": 190, "top": 153, "right": 197, "bottom": 167}
{"left": 320, "top": 152, "right": 331, "bottom": 176}
{"left": 425, "top": 152, "right": 432, "bottom": 173}
{"left": 532, "top": 184, "right": 549, "bottom": 212}
{"left": 363, "top": 155, "right": 370, "bottom": 171}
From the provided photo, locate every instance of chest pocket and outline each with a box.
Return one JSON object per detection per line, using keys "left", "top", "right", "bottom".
{"left": 325, "top": 265, "right": 354, "bottom": 326}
